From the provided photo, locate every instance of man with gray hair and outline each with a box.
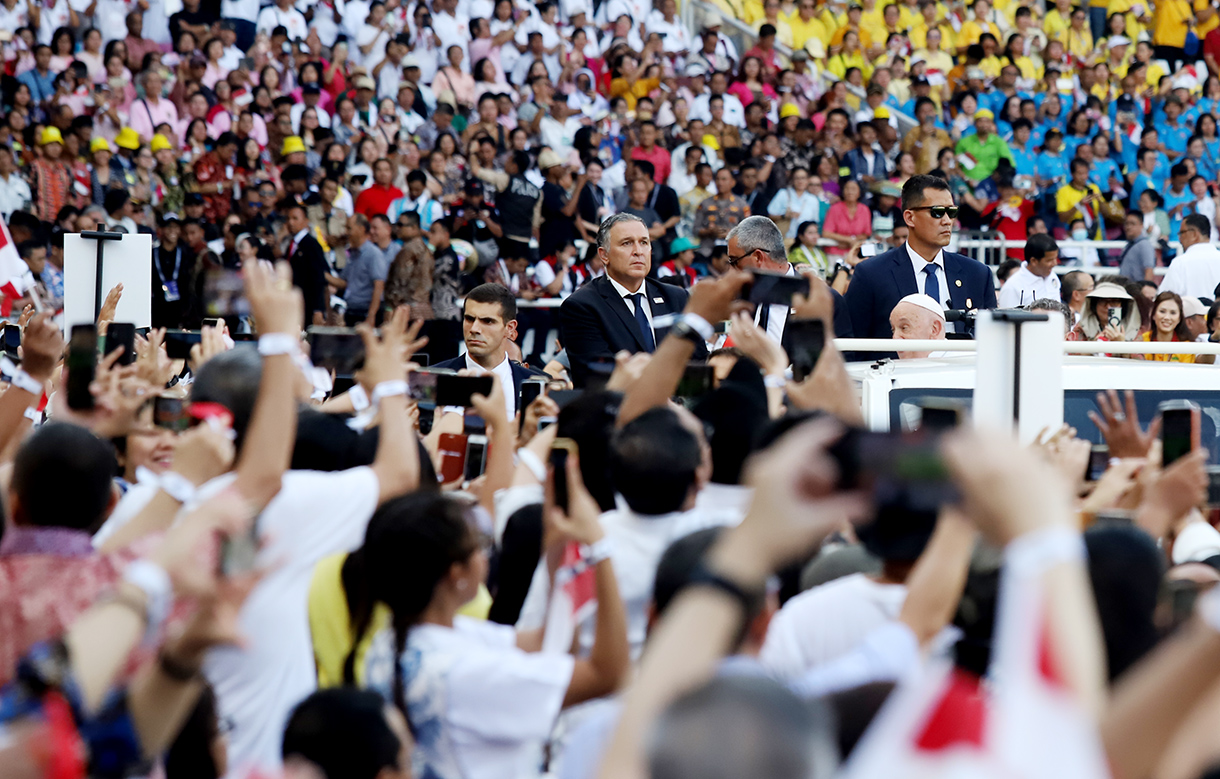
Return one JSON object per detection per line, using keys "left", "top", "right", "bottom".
{"left": 727, "top": 215, "right": 854, "bottom": 348}
{"left": 559, "top": 212, "right": 706, "bottom": 387}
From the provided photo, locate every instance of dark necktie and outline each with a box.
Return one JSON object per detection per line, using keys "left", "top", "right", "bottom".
{"left": 757, "top": 301, "right": 770, "bottom": 331}
{"left": 628, "top": 293, "right": 656, "bottom": 352}
{"left": 923, "top": 264, "right": 941, "bottom": 306}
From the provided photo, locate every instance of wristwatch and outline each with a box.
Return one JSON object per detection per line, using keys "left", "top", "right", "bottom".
{"left": 670, "top": 316, "right": 708, "bottom": 347}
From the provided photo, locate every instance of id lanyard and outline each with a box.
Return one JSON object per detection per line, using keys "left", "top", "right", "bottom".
{"left": 155, "top": 247, "right": 182, "bottom": 300}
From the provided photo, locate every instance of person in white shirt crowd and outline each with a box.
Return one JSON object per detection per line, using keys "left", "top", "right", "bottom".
{"left": 888, "top": 293, "right": 947, "bottom": 359}
{"left": 997, "top": 233, "right": 1062, "bottom": 309}
{"left": 1159, "top": 214, "right": 1220, "bottom": 300}
{"left": 0, "top": 144, "right": 31, "bottom": 220}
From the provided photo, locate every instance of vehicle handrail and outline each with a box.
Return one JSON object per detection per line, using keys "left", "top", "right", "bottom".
{"left": 835, "top": 338, "right": 1220, "bottom": 355}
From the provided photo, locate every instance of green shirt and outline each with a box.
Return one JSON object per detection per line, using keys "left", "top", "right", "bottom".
{"left": 955, "top": 132, "right": 1016, "bottom": 181}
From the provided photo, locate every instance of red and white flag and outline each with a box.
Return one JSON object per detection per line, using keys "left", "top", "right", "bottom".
{"left": 840, "top": 536, "right": 1111, "bottom": 779}
{"left": 541, "top": 542, "right": 599, "bottom": 655}
{"left": 0, "top": 218, "right": 33, "bottom": 316}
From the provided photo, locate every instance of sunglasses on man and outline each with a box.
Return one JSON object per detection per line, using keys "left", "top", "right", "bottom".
{"left": 908, "top": 205, "right": 959, "bottom": 219}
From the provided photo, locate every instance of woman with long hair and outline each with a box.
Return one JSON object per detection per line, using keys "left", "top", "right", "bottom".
{"left": 788, "top": 219, "right": 832, "bottom": 278}
{"left": 78, "top": 28, "right": 106, "bottom": 84}
{"left": 201, "top": 37, "right": 229, "bottom": 90}
{"left": 1138, "top": 291, "right": 1197, "bottom": 362}
{"left": 821, "top": 178, "right": 871, "bottom": 257}
{"left": 183, "top": 117, "right": 210, "bottom": 164}
{"left": 767, "top": 166, "right": 821, "bottom": 239}
{"left": 348, "top": 466, "right": 628, "bottom": 778}
{"left": 433, "top": 45, "right": 476, "bottom": 114}
{"left": 1196, "top": 112, "right": 1220, "bottom": 166}
{"left": 49, "top": 27, "right": 76, "bottom": 73}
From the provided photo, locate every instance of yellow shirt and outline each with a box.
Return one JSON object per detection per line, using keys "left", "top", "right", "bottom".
{"left": 1044, "top": 8, "right": 1072, "bottom": 41}
{"left": 830, "top": 22, "right": 874, "bottom": 50}
{"left": 1107, "top": 0, "right": 1149, "bottom": 41}
{"left": 609, "top": 76, "right": 659, "bottom": 110}
{"left": 1139, "top": 331, "right": 1198, "bottom": 362}
{"left": 789, "top": 11, "right": 830, "bottom": 49}
{"left": 898, "top": 4, "right": 921, "bottom": 29}
{"left": 1012, "top": 54, "right": 1040, "bottom": 80}
{"left": 308, "top": 552, "right": 494, "bottom": 688}
{"left": 1063, "top": 27, "right": 1095, "bottom": 61}
{"left": 742, "top": 0, "right": 765, "bottom": 23}
{"left": 756, "top": 16, "right": 795, "bottom": 47}
{"left": 908, "top": 20, "right": 957, "bottom": 50}
{"left": 917, "top": 48, "right": 956, "bottom": 75}
{"left": 818, "top": 7, "right": 847, "bottom": 40}
{"left": 1055, "top": 182, "right": 1102, "bottom": 224}
{"left": 1153, "top": 0, "right": 1194, "bottom": 47}
{"left": 827, "top": 50, "right": 870, "bottom": 78}
{"left": 957, "top": 19, "right": 1001, "bottom": 48}
{"left": 1106, "top": 55, "right": 1130, "bottom": 79}
{"left": 979, "top": 54, "right": 1005, "bottom": 78}
{"left": 1199, "top": 0, "right": 1219, "bottom": 38}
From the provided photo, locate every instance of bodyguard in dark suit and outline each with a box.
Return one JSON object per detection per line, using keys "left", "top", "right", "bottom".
{"left": 282, "top": 200, "right": 329, "bottom": 326}
{"left": 726, "top": 215, "right": 854, "bottom": 352}
{"left": 845, "top": 174, "right": 997, "bottom": 342}
{"left": 560, "top": 213, "right": 707, "bottom": 387}
{"left": 433, "top": 283, "right": 548, "bottom": 418}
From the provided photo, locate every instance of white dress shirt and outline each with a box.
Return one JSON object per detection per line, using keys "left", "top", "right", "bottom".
{"left": 464, "top": 351, "right": 516, "bottom": 420}
{"left": 607, "top": 275, "right": 656, "bottom": 342}
{"left": 905, "top": 241, "right": 948, "bottom": 308}
{"left": 997, "top": 263, "right": 1061, "bottom": 309}
{"left": 1159, "top": 241, "right": 1220, "bottom": 300}
{"left": 754, "top": 263, "right": 796, "bottom": 344}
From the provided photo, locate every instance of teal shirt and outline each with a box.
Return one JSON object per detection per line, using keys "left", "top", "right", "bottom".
{"left": 955, "top": 132, "right": 1016, "bottom": 181}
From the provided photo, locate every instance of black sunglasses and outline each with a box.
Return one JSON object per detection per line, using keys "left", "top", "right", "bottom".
{"left": 726, "top": 249, "right": 756, "bottom": 266}
{"left": 908, "top": 205, "right": 960, "bottom": 219}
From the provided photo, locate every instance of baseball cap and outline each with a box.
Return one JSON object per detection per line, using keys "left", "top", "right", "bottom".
{"left": 538, "top": 149, "right": 565, "bottom": 169}
{"left": 670, "top": 236, "right": 698, "bottom": 254}
{"left": 1183, "top": 295, "right": 1208, "bottom": 318}
{"left": 966, "top": 66, "right": 985, "bottom": 80}
{"left": 402, "top": 53, "right": 421, "bottom": 69}
{"left": 974, "top": 108, "right": 995, "bottom": 121}
{"left": 1107, "top": 35, "right": 1131, "bottom": 48}
{"left": 354, "top": 76, "right": 376, "bottom": 91}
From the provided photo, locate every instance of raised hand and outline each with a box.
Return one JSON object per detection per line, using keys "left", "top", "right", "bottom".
{"left": 245, "top": 261, "right": 304, "bottom": 337}
{"left": 18, "top": 312, "right": 63, "bottom": 383}
{"left": 1089, "top": 390, "right": 1159, "bottom": 458}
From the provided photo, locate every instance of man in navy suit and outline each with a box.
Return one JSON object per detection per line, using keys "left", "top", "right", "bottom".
{"left": 282, "top": 200, "right": 329, "bottom": 326}
{"left": 433, "top": 283, "right": 549, "bottom": 419}
{"left": 845, "top": 174, "right": 997, "bottom": 343}
{"left": 560, "top": 213, "right": 707, "bottom": 387}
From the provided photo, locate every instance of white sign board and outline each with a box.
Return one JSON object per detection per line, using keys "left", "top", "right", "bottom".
{"left": 63, "top": 232, "right": 153, "bottom": 329}
{"left": 973, "top": 310, "right": 1065, "bottom": 444}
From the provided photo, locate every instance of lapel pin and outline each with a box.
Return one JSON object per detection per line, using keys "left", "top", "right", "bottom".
{"left": 966, "top": 298, "right": 973, "bottom": 308}
{"left": 653, "top": 297, "right": 663, "bottom": 303}
{"left": 955, "top": 279, "right": 962, "bottom": 287}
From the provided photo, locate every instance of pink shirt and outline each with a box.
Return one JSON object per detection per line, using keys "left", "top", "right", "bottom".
{"left": 727, "top": 80, "right": 777, "bottom": 108}
{"left": 822, "top": 201, "right": 872, "bottom": 255}
{"left": 631, "top": 144, "right": 671, "bottom": 184}
{"left": 129, "top": 96, "right": 180, "bottom": 143}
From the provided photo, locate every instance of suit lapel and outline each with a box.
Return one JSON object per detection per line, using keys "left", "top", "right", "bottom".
{"left": 647, "top": 279, "right": 679, "bottom": 342}
{"left": 943, "top": 254, "right": 972, "bottom": 310}
{"left": 597, "top": 278, "right": 648, "bottom": 351}
{"left": 890, "top": 249, "right": 920, "bottom": 298}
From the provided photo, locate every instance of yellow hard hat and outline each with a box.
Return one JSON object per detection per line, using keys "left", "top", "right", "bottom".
{"left": 780, "top": 102, "right": 802, "bottom": 119}
{"left": 89, "top": 136, "right": 111, "bottom": 154}
{"left": 701, "top": 132, "right": 721, "bottom": 151}
{"left": 150, "top": 133, "right": 173, "bottom": 153}
{"left": 115, "top": 127, "right": 141, "bottom": 150}
{"left": 39, "top": 127, "right": 63, "bottom": 146}
{"left": 281, "top": 135, "right": 307, "bottom": 156}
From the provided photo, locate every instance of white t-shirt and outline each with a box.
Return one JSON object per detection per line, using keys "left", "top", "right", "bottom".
{"left": 759, "top": 572, "right": 907, "bottom": 678}
{"left": 365, "top": 617, "right": 574, "bottom": 779}
{"left": 201, "top": 467, "right": 382, "bottom": 776}
{"left": 256, "top": 4, "right": 309, "bottom": 38}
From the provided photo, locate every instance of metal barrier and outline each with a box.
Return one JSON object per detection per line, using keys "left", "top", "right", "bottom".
{"left": 955, "top": 234, "right": 1182, "bottom": 277}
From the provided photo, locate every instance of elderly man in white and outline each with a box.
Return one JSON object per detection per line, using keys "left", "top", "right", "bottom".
{"left": 890, "top": 293, "right": 948, "bottom": 359}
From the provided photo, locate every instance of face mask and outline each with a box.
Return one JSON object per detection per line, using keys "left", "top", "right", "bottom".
{"left": 1071, "top": 228, "right": 1088, "bottom": 240}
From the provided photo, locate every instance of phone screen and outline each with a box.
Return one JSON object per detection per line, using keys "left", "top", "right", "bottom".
{"left": 66, "top": 325, "right": 98, "bottom": 410}
{"left": 435, "top": 374, "right": 494, "bottom": 407}
{"left": 675, "top": 362, "right": 714, "bottom": 400}
{"left": 408, "top": 370, "right": 444, "bottom": 404}
{"left": 743, "top": 270, "right": 811, "bottom": 307}
{"left": 464, "top": 435, "right": 488, "bottom": 481}
{"left": 520, "top": 379, "right": 546, "bottom": 411}
{"left": 787, "top": 318, "right": 825, "bottom": 382}
{"left": 106, "top": 322, "right": 136, "bottom": 366}
{"left": 1086, "top": 444, "right": 1110, "bottom": 482}
{"left": 307, "top": 327, "right": 365, "bottom": 374}
{"left": 153, "top": 395, "right": 191, "bottom": 432}
{"left": 550, "top": 439, "right": 577, "bottom": 512}
{"left": 438, "top": 432, "right": 467, "bottom": 484}
{"left": 164, "top": 329, "right": 203, "bottom": 360}
{"left": 1162, "top": 406, "right": 1199, "bottom": 467}
{"left": 3, "top": 323, "right": 20, "bottom": 359}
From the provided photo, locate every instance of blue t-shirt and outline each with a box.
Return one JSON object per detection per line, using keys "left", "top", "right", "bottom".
{"left": 1012, "top": 144, "right": 1037, "bottom": 177}
{"left": 1062, "top": 133, "right": 1093, "bottom": 161}
{"left": 1036, "top": 150, "right": 1069, "bottom": 190}
{"left": 1090, "top": 157, "right": 1121, "bottom": 193}
{"left": 1160, "top": 121, "right": 1191, "bottom": 157}
{"left": 1129, "top": 172, "right": 1161, "bottom": 209}
{"left": 1164, "top": 185, "right": 1194, "bottom": 240}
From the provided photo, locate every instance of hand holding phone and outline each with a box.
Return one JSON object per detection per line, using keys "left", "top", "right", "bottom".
{"left": 1160, "top": 400, "right": 1201, "bottom": 467}
{"left": 66, "top": 325, "right": 98, "bottom": 411}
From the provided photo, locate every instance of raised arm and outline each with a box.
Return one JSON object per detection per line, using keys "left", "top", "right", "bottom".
{"left": 470, "top": 372, "right": 515, "bottom": 517}
{"left": 364, "top": 306, "right": 422, "bottom": 503}
{"left": 232, "top": 261, "right": 304, "bottom": 508}
{"left": 616, "top": 270, "right": 750, "bottom": 426}
{"left": 0, "top": 313, "right": 60, "bottom": 456}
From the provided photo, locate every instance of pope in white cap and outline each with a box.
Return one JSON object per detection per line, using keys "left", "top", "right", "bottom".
{"left": 890, "top": 293, "right": 946, "bottom": 358}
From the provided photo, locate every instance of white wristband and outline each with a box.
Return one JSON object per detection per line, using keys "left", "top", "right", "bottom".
{"left": 581, "top": 537, "right": 613, "bottom": 565}
{"left": 123, "top": 559, "right": 172, "bottom": 640}
{"left": 257, "top": 332, "right": 298, "bottom": 356}
{"left": 1005, "top": 525, "right": 1085, "bottom": 577}
{"left": 371, "top": 380, "right": 408, "bottom": 406}
{"left": 764, "top": 373, "right": 786, "bottom": 389}
{"left": 22, "top": 407, "right": 41, "bottom": 424}
{"left": 9, "top": 368, "right": 42, "bottom": 396}
{"left": 349, "top": 383, "right": 371, "bottom": 412}
{"left": 516, "top": 448, "right": 546, "bottom": 482}
{"left": 682, "top": 312, "right": 715, "bottom": 342}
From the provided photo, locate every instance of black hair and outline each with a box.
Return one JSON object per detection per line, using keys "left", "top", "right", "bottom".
{"left": 17, "top": 239, "right": 43, "bottom": 259}
{"left": 1025, "top": 232, "right": 1059, "bottom": 262}
{"left": 1184, "top": 212, "right": 1211, "bottom": 237}
{"left": 12, "top": 423, "right": 116, "bottom": 532}
{"left": 653, "top": 528, "right": 725, "bottom": 617}
{"left": 557, "top": 390, "right": 623, "bottom": 512}
{"left": 190, "top": 348, "right": 263, "bottom": 452}
{"left": 610, "top": 408, "right": 701, "bottom": 516}
{"left": 465, "top": 282, "right": 517, "bottom": 322}
{"left": 633, "top": 159, "right": 656, "bottom": 179}
{"left": 164, "top": 684, "right": 221, "bottom": 779}
{"left": 282, "top": 688, "right": 403, "bottom": 779}
{"left": 357, "top": 492, "right": 476, "bottom": 715}
{"left": 104, "top": 187, "right": 130, "bottom": 215}
{"left": 901, "top": 173, "right": 952, "bottom": 211}
{"left": 281, "top": 163, "right": 308, "bottom": 182}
